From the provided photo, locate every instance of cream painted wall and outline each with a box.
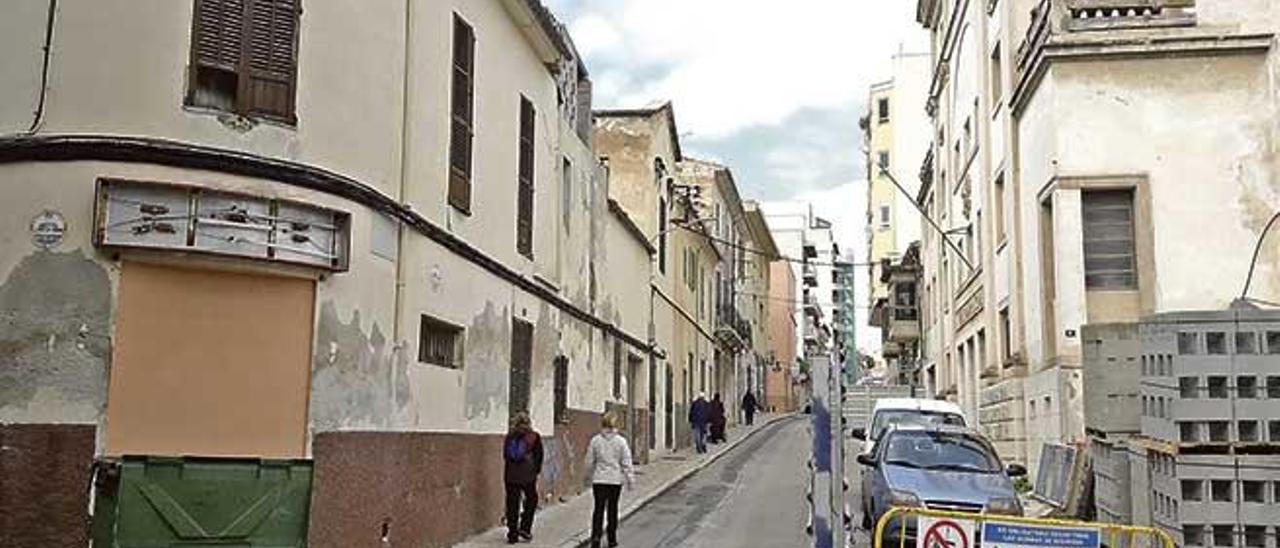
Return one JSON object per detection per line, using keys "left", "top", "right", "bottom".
{"left": 0, "top": 0, "right": 49, "bottom": 133}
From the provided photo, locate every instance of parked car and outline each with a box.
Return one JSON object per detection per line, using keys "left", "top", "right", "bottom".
{"left": 851, "top": 398, "right": 966, "bottom": 455}
{"left": 857, "top": 425, "right": 1027, "bottom": 541}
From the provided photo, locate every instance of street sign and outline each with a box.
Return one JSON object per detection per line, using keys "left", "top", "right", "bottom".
{"left": 918, "top": 517, "right": 974, "bottom": 548}
{"left": 982, "top": 522, "right": 1102, "bottom": 548}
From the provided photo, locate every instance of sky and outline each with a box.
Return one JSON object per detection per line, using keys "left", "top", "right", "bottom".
{"left": 545, "top": 0, "right": 928, "bottom": 351}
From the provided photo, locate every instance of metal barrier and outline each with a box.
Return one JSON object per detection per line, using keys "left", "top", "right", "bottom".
{"left": 872, "top": 507, "right": 1177, "bottom": 548}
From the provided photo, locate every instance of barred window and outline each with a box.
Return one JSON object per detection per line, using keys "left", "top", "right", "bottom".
{"left": 418, "top": 315, "right": 463, "bottom": 369}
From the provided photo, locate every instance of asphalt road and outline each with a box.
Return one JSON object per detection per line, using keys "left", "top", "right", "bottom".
{"left": 612, "top": 416, "right": 813, "bottom": 547}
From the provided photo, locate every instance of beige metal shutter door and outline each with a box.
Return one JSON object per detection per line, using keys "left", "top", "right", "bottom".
{"left": 105, "top": 261, "right": 314, "bottom": 458}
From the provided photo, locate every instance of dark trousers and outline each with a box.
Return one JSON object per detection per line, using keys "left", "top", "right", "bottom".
{"left": 745, "top": 410, "right": 755, "bottom": 426}
{"left": 591, "top": 483, "right": 622, "bottom": 546}
{"left": 505, "top": 482, "right": 538, "bottom": 538}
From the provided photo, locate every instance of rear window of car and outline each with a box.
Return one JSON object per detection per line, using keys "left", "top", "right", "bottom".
{"left": 871, "top": 410, "right": 965, "bottom": 441}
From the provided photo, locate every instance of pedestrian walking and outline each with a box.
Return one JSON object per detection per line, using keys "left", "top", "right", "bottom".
{"left": 742, "top": 390, "right": 759, "bottom": 426}
{"left": 688, "top": 392, "right": 710, "bottom": 453}
{"left": 503, "top": 412, "right": 544, "bottom": 544}
{"left": 585, "top": 414, "right": 634, "bottom": 548}
{"left": 709, "top": 393, "right": 727, "bottom": 443}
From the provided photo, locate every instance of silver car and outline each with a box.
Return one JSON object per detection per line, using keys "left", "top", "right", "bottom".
{"left": 857, "top": 425, "right": 1027, "bottom": 541}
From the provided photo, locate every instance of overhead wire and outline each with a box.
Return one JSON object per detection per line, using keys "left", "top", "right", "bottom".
{"left": 672, "top": 221, "right": 875, "bottom": 269}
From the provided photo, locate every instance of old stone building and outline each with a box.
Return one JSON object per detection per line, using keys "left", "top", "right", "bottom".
{"left": 0, "top": 1, "right": 657, "bottom": 546}
{"left": 914, "top": 0, "right": 1280, "bottom": 484}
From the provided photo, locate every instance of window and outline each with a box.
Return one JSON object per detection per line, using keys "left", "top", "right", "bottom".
{"left": 418, "top": 315, "right": 464, "bottom": 369}
{"left": 1179, "top": 422, "right": 1198, "bottom": 443}
{"left": 1239, "top": 420, "right": 1260, "bottom": 442}
{"left": 879, "top": 205, "right": 891, "bottom": 230}
{"left": 1242, "top": 481, "right": 1266, "bottom": 502}
{"left": 516, "top": 97, "right": 536, "bottom": 258}
{"left": 1213, "top": 525, "right": 1235, "bottom": 548}
{"left": 1184, "top": 525, "right": 1205, "bottom": 547}
{"left": 1268, "top": 376, "right": 1280, "bottom": 398}
{"left": 613, "top": 340, "right": 623, "bottom": 399}
{"left": 448, "top": 15, "right": 476, "bottom": 213}
{"left": 878, "top": 97, "right": 890, "bottom": 122}
{"left": 187, "top": 0, "right": 300, "bottom": 123}
{"left": 1236, "top": 331, "right": 1258, "bottom": 354}
{"left": 1206, "top": 332, "right": 1227, "bottom": 355}
{"left": 1244, "top": 527, "right": 1266, "bottom": 548}
{"left": 1238, "top": 376, "right": 1258, "bottom": 399}
{"left": 1182, "top": 480, "right": 1204, "bottom": 501}
{"left": 1208, "top": 421, "right": 1229, "bottom": 442}
{"left": 1180, "top": 377, "right": 1199, "bottom": 398}
{"left": 509, "top": 319, "right": 534, "bottom": 417}
{"left": 994, "top": 174, "right": 1007, "bottom": 243}
{"left": 1179, "top": 332, "right": 1201, "bottom": 355}
{"left": 554, "top": 356, "right": 568, "bottom": 423}
{"left": 562, "top": 157, "right": 572, "bottom": 233}
{"left": 877, "top": 151, "right": 890, "bottom": 170}
{"left": 1211, "top": 480, "right": 1233, "bottom": 502}
{"left": 1082, "top": 190, "right": 1137, "bottom": 289}
{"left": 1208, "top": 377, "right": 1228, "bottom": 399}
{"left": 989, "top": 43, "right": 1004, "bottom": 107}
{"left": 658, "top": 197, "right": 668, "bottom": 274}
{"left": 1000, "top": 308, "right": 1012, "bottom": 365}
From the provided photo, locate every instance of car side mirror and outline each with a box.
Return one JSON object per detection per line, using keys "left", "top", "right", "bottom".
{"left": 856, "top": 453, "right": 878, "bottom": 467}
{"left": 851, "top": 427, "right": 867, "bottom": 441}
{"left": 1006, "top": 463, "right": 1028, "bottom": 477}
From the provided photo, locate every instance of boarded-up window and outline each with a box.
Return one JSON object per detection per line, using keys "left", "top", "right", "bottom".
{"left": 1082, "top": 190, "right": 1137, "bottom": 289}
{"left": 554, "top": 356, "right": 568, "bottom": 423}
{"left": 509, "top": 318, "right": 533, "bottom": 417}
{"left": 188, "top": 0, "right": 299, "bottom": 123}
{"left": 517, "top": 97, "right": 535, "bottom": 258}
{"left": 418, "top": 315, "right": 463, "bottom": 369}
{"left": 449, "top": 15, "right": 476, "bottom": 213}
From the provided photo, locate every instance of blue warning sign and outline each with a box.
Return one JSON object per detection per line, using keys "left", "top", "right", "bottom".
{"left": 982, "top": 523, "right": 1102, "bottom": 548}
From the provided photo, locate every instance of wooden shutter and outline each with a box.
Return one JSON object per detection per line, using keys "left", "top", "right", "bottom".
{"left": 516, "top": 97, "right": 535, "bottom": 257}
{"left": 191, "top": 0, "right": 245, "bottom": 72}
{"left": 509, "top": 319, "right": 533, "bottom": 417}
{"left": 242, "top": 0, "right": 299, "bottom": 121}
{"left": 1082, "top": 190, "right": 1137, "bottom": 289}
{"left": 449, "top": 15, "right": 475, "bottom": 213}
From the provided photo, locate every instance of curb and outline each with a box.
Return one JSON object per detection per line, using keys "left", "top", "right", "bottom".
{"left": 562, "top": 413, "right": 798, "bottom": 548}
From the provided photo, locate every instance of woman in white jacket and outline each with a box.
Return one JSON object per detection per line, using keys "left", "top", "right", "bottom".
{"left": 584, "top": 414, "right": 634, "bottom": 548}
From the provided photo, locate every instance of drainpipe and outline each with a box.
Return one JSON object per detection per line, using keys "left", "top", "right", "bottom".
{"left": 391, "top": 0, "right": 414, "bottom": 407}
{"left": 23, "top": 0, "right": 58, "bottom": 135}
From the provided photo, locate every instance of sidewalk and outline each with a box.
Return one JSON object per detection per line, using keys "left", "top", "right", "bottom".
{"left": 454, "top": 413, "right": 795, "bottom": 548}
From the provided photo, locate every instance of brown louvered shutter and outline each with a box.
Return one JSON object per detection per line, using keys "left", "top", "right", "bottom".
{"left": 243, "top": 0, "right": 299, "bottom": 122}
{"left": 516, "top": 97, "right": 535, "bottom": 258}
{"left": 192, "top": 0, "right": 245, "bottom": 72}
{"left": 448, "top": 15, "right": 476, "bottom": 213}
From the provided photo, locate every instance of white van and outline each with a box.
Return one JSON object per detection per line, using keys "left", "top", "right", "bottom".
{"left": 850, "top": 398, "right": 966, "bottom": 455}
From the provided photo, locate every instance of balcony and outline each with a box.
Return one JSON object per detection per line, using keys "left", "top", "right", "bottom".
{"left": 887, "top": 308, "right": 921, "bottom": 343}
{"left": 716, "top": 305, "right": 752, "bottom": 350}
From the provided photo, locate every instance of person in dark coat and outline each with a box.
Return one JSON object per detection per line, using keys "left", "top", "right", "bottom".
{"left": 709, "top": 393, "right": 727, "bottom": 443}
{"left": 503, "top": 412, "right": 544, "bottom": 544}
{"left": 742, "top": 390, "right": 760, "bottom": 426}
{"left": 688, "top": 392, "right": 710, "bottom": 453}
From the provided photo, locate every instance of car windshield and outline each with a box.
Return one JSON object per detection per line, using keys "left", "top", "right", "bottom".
{"left": 881, "top": 431, "right": 1001, "bottom": 473}
{"left": 870, "top": 410, "right": 966, "bottom": 441}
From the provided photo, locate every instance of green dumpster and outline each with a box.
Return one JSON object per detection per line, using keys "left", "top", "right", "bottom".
{"left": 92, "top": 456, "right": 313, "bottom": 547}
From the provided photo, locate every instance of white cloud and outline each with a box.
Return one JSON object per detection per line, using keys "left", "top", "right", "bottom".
{"left": 549, "top": 0, "right": 927, "bottom": 138}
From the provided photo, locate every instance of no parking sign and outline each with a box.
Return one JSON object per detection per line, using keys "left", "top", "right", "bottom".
{"left": 918, "top": 517, "right": 974, "bottom": 548}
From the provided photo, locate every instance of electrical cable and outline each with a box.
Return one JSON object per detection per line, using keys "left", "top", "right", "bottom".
{"left": 672, "top": 221, "right": 874, "bottom": 269}
{"left": 1241, "top": 209, "right": 1280, "bottom": 301}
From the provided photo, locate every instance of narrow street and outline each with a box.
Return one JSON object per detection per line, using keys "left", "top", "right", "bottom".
{"left": 615, "top": 417, "right": 811, "bottom": 547}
